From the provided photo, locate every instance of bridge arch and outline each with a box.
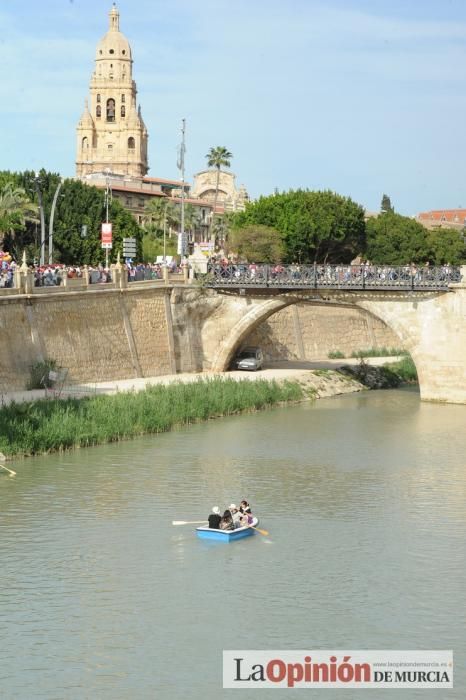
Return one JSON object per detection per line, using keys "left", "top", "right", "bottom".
{"left": 211, "top": 296, "right": 296, "bottom": 372}
{"left": 205, "top": 286, "right": 466, "bottom": 403}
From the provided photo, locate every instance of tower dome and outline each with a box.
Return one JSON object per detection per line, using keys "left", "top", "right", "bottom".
{"left": 95, "top": 4, "right": 132, "bottom": 63}
{"left": 76, "top": 4, "right": 149, "bottom": 179}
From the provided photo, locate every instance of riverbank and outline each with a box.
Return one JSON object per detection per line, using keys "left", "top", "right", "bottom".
{"left": 0, "top": 358, "right": 415, "bottom": 460}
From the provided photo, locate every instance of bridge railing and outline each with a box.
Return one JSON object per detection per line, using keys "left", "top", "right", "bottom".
{"left": 206, "top": 264, "right": 462, "bottom": 291}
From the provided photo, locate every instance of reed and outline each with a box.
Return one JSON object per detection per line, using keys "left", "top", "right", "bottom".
{"left": 0, "top": 377, "right": 304, "bottom": 458}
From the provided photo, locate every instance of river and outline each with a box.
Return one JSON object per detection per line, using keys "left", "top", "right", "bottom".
{"left": 0, "top": 387, "right": 465, "bottom": 699}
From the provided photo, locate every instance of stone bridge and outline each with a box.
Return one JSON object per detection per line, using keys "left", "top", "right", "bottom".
{"left": 0, "top": 262, "right": 465, "bottom": 403}
{"left": 172, "top": 266, "right": 466, "bottom": 403}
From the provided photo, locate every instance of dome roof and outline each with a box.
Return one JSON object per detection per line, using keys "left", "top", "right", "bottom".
{"left": 95, "top": 4, "right": 132, "bottom": 62}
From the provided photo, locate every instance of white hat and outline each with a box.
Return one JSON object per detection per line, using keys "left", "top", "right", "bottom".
{"left": 212, "top": 506, "right": 220, "bottom": 514}
{"left": 229, "top": 504, "right": 237, "bottom": 511}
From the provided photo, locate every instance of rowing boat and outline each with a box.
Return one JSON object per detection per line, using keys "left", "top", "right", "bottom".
{"left": 196, "top": 517, "right": 259, "bottom": 542}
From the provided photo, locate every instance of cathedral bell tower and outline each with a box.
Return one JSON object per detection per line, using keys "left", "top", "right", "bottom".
{"left": 76, "top": 4, "right": 149, "bottom": 179}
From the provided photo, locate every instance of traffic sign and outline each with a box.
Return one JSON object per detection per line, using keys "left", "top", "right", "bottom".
{"left": 101, "top": 222, "right": 113, "bottom": 249}
{"left": 123, "top": 237, "right": 137, "bottom": 257}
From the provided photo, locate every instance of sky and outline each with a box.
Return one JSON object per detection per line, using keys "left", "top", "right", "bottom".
{"left": 2, "top": 0, "right": 466, "bottom": 215}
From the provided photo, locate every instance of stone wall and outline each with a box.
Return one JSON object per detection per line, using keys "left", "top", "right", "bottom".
{"left": 0, "top": 287, "right": 175, "bottom": 391}
{"left": 0, "top": 287, "right": 403, "bottom": 392}
{"left": 244, "top": 303, "right": 403, "bottom": 361}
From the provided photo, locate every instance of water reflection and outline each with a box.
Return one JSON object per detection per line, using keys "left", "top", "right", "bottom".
{"left": 1, "top": 388, "right": 465, "bottom": 699}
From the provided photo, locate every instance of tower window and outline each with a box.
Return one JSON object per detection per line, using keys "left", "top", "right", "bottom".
{"left": 97, "top": 94, "right": 101, "bottom": 103}
{"left": 108, "top": 144, "right": 113, "bottom": 150}
{"left": 106, "top": 98, "right": 115, "bottom": 122}
{"left": 121, "top": 94, "right": 125, "bottom": 103}
{"left": 96, "top": 105, "right": 101, "bottom": 118}
{"left": 128, "top": 137, "right": 135, "bottom": 149}
{"left": 122, "top": 50, "right": 126, "bottom": 55}
{"left": 82, "top": 136, "right": 89, "bottom": 149}
{"left": 121, "top": 105, "right": 126, "bottom": 118}
{"left": 109, "top": 49, "right": 114, "bottom": 54}
{"left": 110, "top": 64, "right": 113, "bottom": 68}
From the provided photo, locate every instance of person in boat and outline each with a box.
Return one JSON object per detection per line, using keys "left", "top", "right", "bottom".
{"left": 208, "top": 506, "right": 222, "bottom": 529}
{"left": 239, "top": 500, "right": 252, "bottom": 515}
{"left": 229, "top": 504, "right": 242, "bottom": 529}
{"left": 219, "top": 509, "right": 234, "bottom": 530}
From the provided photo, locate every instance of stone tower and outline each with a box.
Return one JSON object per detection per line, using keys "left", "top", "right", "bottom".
{"left": 76, "top": 4, "right": 149, "bottom": 179}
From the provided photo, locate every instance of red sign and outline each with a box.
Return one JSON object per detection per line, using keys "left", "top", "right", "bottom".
{"left": 101, "top": 222, "right": 113, "bottom": 249}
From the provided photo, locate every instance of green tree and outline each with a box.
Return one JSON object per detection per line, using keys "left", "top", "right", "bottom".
{"left": 205, "top": 146, "right": 232, "bottom": 239}
{"left": 380, "top": 193, "right": 394, "bottom": 214}
{"left": 232, "top": 189, "right": 365, "bottom": 263}
{"left": 0, "top": 170, "right": 144, "bottom": 264}
{"left": 0, "top": 181, "right": 38, "bottom": 250}
{"left": 229, "top": 224, "right": 285, "bottom": 263}
{"left": 366, "top": 212, "right": 429, "bottom": 264}
{"left": 427, "top": 227, "right": 465, "bottom": 265}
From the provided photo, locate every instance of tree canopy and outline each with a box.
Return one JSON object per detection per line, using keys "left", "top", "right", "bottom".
{"left": 229, "top": 224, "right": 285, "bottom": 263}
{"left": 366, "top": 212, "right": 465, "bottom": 265}
{"left": 380, "top": 193, "right": 394, "bottom": 214}
{"left": 232, "top": 189, "right": 366, "bottom": 263}
{"left": 0, "top": 170, "right": 143, "bottom": 265}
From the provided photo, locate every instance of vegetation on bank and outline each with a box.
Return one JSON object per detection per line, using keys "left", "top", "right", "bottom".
{"left": 340, "top": 356, "right": 418, "bottom": 389}
{"left": 328, "top": 347, "right": 407, "bottom": 359}
{"left": 0, "top": 378, "right": 304, "bottom": 458}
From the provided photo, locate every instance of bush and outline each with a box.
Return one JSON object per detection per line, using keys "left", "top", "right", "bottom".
{"left": 328, "top": 350, "right": 345, "bottom": 359}
{"left": 27, "top": 359, "right": 59, "bottom": 390}
{"left": 350, "top": 347, "right": 406, "bottom": 358}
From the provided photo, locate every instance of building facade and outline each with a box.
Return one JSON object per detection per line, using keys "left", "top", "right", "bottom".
{"left": 76, "top": 4, "right": 148, "bottom": 179}
{"left": 191, "top": 170, "right": 249, "bottom": 212}
{"left": 416, "top": 209, "right": 466, "bottom": 231}
{"left": 76, "top": 4, "right": 247, "bottom": 250}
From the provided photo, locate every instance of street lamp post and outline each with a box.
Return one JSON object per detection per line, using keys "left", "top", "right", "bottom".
{"left": 34, "top": 173, "right": 46, "bottom": 266}
{"left": 104, "top": 169, "right": 112, "bottom": 268}
{"left": 48, "top": 179, "right": 64, "bottom": 265}
{"left": 34, "top": 173, "right": 64, "bottom": 266}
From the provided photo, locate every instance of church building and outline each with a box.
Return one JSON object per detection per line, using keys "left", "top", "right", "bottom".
{"left": 76, "top": 4, "right": 148, "bottom": 180}
{"left": 75, "top": 4, "right": 248, "bottom": 238}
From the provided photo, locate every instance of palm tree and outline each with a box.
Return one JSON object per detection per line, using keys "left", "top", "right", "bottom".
{"left": 205, "top": 146, "right": 232, "bottom": 240}
{"left": 143, "top": 197, "right": 180, "bottom": 237}
{"left": 0, "top": 182, "right": 38, "bottom": 249}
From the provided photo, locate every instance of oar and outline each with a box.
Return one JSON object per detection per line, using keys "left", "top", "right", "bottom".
{"left": 0, "top": 464, "right": 16, "bottom": 477}
{"left": 250, "top": 525, "right": 269, "bottom": 536}
{"left": 172, "top": 520, "right": 208, "bottom": 526}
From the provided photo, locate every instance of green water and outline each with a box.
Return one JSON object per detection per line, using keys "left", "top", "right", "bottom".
{"left": 0, "top": 388, "right": 465, "bottom": 699}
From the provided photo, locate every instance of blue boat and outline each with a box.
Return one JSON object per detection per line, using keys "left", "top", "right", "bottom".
{"left": 196, "top": 517, "right": 259, "bottom": 542}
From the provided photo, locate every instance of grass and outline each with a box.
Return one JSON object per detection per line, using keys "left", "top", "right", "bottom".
{"left": 0, "top": 377, "right": 305, "bottom": 458}
{"left": 384, "top": 355, "right": 418, "bottom": 383}
{"left": 350, "top": 347, "right": 407, "bottom": 358}
{"left": 328, "top": 350, "right": 345, "bottom": 359}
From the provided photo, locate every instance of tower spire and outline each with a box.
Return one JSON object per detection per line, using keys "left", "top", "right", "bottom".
{"left": 109, "top": 3, "right": 119, "bottom": 32}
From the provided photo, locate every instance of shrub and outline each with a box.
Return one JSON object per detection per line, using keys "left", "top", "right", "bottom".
{"left": 328, "top": 350, "right": 345, "bottom": 359}
{"left": 27, "top": 359, "right": 59, "bottom": 390}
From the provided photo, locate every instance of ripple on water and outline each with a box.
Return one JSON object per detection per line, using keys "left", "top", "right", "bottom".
{"left": 1, "top": 390, "right": 465, "bottom": 699}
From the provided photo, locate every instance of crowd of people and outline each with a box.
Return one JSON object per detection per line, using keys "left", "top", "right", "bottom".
{"left": 0, "top": 251, "right": 16, "bottom": 288}
{"left": 208, "top": 500, "right": 253, "bottom": 530}
{"left": 208, "top": 260, "right": 462, "bottom": 286}
{"left": 0, "top": 253, "right": 186, "bottom": 289}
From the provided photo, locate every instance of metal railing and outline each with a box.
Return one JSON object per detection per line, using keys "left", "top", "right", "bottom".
{"left": 206, "top": 264, "right": 462, "bottom": 291}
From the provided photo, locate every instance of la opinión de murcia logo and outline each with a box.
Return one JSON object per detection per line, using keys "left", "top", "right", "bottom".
{"left": 223, "top": 650, "right": 453, "bottom": 689}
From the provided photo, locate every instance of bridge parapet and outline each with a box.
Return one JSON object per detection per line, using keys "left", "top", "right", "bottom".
{"left": 207, "top": 263, "right": 462, "bottom": 292}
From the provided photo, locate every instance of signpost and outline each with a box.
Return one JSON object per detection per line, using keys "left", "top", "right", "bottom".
{"left": 123, "top": 237, "right": 137, "bottom": 259}
{"left": 101, "top": 222, "right": 112, "bottom": 268}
